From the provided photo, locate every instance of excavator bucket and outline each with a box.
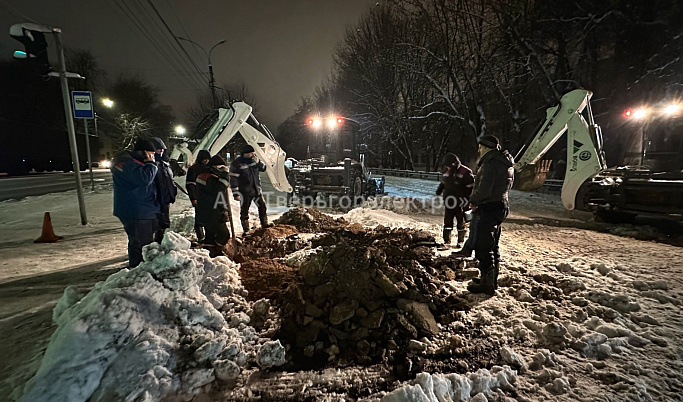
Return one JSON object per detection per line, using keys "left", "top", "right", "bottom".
{"left": 513, "top": 160, "right": 552, "bottom": 191}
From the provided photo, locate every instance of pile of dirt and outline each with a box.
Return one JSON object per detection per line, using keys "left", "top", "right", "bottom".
{"left": 225, "top": 224, "right": 308, "bottom": 263}
{"left": 273, "top": 207, "right": 346, "bottom": 232}
{"left": 274, "top": 224, "right": 473, "bottom": 367}
{"left": 239, "top": 258, "right": 299, "bottom": 301}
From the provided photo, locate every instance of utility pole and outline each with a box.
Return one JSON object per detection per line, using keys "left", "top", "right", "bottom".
{"left": 177, "top": 37, "right": 227, "bottom": 109}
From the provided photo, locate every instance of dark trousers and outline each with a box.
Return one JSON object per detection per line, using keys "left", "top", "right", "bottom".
{"left": 154, "top": 203, "right": 171, "bottom": 243}
{"left": 119, "top": 218, "right": 157, "bottom": 268}
{"left": 473, "top": 203, "right": 509, "bottom": 274}
{"left": 193, "top": 205, "right": 205, "bottom": 241}
{"left": 444, "top": 206, "right": 465, "bottom": 230}
{"left": 205, "top": 220, "right": 231, "bottom": 246}
{"left": 240, "top": 194, "right": 267, "bottom": 223}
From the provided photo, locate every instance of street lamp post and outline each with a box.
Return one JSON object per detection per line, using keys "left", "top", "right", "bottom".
{"left": 177, "top": 37, "right": 227, "bottom": 108}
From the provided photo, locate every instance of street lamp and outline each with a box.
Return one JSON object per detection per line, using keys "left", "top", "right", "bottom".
{"left": 102, "top": 98, "right": 114, "bottom": 108}
{"left": 177, "top": 37, "right": 227, "bottom": 108}
{"left": 175, "top": 125, "right": 186, "bottom": 135}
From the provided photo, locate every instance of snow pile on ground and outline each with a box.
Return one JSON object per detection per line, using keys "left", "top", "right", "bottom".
{"left": 342, "top": 207, "right": 441, "bottom": 233}
{"left": 381, "top": 366, "right": 518, "bottom": 402}
{"left": 19, "top": 231, "right": 285, "bottom": 402}
{"left": 364, "top": 196, "right": 443, "bottom": 215}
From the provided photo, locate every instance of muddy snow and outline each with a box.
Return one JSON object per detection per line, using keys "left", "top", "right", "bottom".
{"left": 1, "top": 177, "right": 683, "bottom": 401}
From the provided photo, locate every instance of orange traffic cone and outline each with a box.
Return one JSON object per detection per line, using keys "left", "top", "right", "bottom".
{"left": 34, "top": 212, "right": 63, "bottom": 243}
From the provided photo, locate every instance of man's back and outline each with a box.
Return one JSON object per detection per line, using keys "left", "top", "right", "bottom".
{"left": 111, "top": 150, "right": 159, "bottom": 219}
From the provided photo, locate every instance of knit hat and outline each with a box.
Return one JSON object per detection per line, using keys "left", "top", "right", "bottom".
{"left": 208, "top": 154, "right": 226, "bottom": 166}
{"left": 150, "top": 137, "right": 167, "bottom": 150}
{"left": 479, "top": 135, "right": 500, "bottom": 150}
{"left": 241, "top": 145, "right": 255, "bottom": 154}
{"left": 441, "top": 153, "right": 461, "bottom": 168}
{"left": 196, "top": 150, "right": 211, "bottom": 163}
{"left": 133, "top": 139, "right": 156, "bottom": 152}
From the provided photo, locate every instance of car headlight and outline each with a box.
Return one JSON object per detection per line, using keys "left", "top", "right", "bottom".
{"left": 101, "top": 160, "right": 111, "bottom": 168}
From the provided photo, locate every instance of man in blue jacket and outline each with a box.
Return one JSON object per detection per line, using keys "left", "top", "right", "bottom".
{"left": 111, "top": 138, "right": 160, "bottom": 267}
{"left": 150, "top": 137, "right": 178, "bottom": 243}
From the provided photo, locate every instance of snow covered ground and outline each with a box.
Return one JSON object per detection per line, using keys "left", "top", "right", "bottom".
{"left": 1, "top": 176, "right": 683, "bottom": 401}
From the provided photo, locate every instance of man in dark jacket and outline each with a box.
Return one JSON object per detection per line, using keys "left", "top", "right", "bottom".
{"left": 436, "top": 153, "right": 474, "bottom": 246}
{"left": 150, "top": 137, "right": 178, "bottom": 243}
{"left": 111, "top": 138, "right": 159, "bottom": 267}
{"left": 229, "top": 145, "right": 269, "bottom": 234}
{"left": 186, "top": 149, "right": 211, "bottom": 243}
{"left": 467, "top": 135, "right": 514, "bottom": 295}
{"left": 196, "top": 154, "right": 232, "bottom": 255}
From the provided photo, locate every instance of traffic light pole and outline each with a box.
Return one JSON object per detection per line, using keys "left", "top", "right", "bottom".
{"left": 54, "top": 28, "right": 88, "bottom": 225}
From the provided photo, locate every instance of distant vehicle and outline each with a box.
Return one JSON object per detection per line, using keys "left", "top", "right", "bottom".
{"left": 0, "top": 118, "right": 99, "bottom": 175}
{"left": 514, "top": 89, "right": 683, "bottom": 222}
{"left": 291, "top": 116, "right": 385, "bottom": 204}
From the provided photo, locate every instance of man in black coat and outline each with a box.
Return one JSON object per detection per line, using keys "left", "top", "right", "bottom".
{"left": 229, "top": 145, "right": 270, "bottom": 234}
{"left": 466, "top": 135, "right": 514, "bottom": 295}
{"left": 436, "top": 153, "right": 474, "bottom": 246}
{"left": 185, "top": 149, "right": 211, "bottom": 243}
{"left": 196, "top": 154, "right": 232, "bottom": 255}
{"left": 150, "top": 137, "right": 177, "bottom": 243}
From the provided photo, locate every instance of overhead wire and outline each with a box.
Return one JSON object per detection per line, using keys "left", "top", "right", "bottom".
{"left": 131, "top": 0, "right": 207, "bottom": 89}
{"left": 104, "top": 0, "right": 206, "bottom": 92}
{"left": 165, "top": 0, "right": 205, "bottom": 64}
{"left": 116, "top": 0, "right": 205, "bottom": 90}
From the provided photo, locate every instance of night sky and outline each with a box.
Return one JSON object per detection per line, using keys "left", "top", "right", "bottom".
{"left": 0, "top": 0, "right": 376, "bottom": 128}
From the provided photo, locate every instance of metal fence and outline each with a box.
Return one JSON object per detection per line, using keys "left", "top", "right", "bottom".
{"left": 374, "top": 167, "right": 564, "bottom": 193}
{"left": 373, "top": 168, "right": 442, "bottom": 181}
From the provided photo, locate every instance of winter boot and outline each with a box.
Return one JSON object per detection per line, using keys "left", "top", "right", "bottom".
{"left": 195, "top": 226, "right": 205, "bottom": 244}
{"left": 456, "top": 229, "right": 467, "bottom": 248}
{"left": 241, "top": 220, "right": 250, "bottom": 236}
{"left": 493, "top": 262, "right": 500, "bottom": 290}
{"left": 467, "top": 269, "right": 495, "bottom": 295}
{"left": 442, "top": 228, "right": 452, "bottom": 244}
{"left": 260, "top": 216, "right": 273, "bottom": 229}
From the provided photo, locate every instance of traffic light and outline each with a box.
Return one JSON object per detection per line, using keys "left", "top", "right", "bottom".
{"left": 10, "top": 23, "right": 51, "bottom": 74}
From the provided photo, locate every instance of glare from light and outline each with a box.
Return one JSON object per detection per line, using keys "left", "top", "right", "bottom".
{"left": 102, "top": 98, "right": 114, "bottom": 108}
{"left": 311, "top": 119, "right": 322, "bottom": 129}
{"left": 327, "top": 118, "right": 338, "bottom": 129}
{"left": 337, "top": 118, "right": 344, "bottom": 125}
{"left": 175, "top": 125, "right": 186, "bottom": 135}
{"left": 101, "top": 160, "right": 111, "bottom": 169}
{"left": 633, "top": 109, "right": 647, "bottom": 119}
{"left": 664, "top": 104, "right": 680, "bottom": 115}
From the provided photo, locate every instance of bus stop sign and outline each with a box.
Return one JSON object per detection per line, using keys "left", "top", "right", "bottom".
{"left": 72, "top": 91, "right": 93, "bottom": 119}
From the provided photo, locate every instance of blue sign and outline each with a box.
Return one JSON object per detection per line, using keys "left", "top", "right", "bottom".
{"left": 72, "top": 91, "right": 94, "bottom": 119}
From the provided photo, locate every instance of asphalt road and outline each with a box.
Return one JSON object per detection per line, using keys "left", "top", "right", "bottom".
{"left": 0, "top": 170, "right": 112, "bottom": 201}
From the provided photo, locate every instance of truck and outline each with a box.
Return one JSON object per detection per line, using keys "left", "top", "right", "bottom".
{"left": 168, "top": 101, "right": 292, "bottom": 193}
{"left": 0, "top": 118, "right": 99, "bottom": 175}
{"left": 514, "top": 89, "right": 683, "bottom": 222}
{"left": 290, "top": 116, "right": 385, "bottom": 204}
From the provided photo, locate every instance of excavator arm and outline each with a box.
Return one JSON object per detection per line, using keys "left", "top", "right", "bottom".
{"left": 170, "top": 102, "right": 292, "bottom": 193}
{"left": 515, "top": 89, "right": 607, "bottom": 209}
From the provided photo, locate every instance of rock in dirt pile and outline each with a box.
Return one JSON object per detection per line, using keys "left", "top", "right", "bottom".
{"left": 272, "top": 224, "right": 476, "bottom": 366}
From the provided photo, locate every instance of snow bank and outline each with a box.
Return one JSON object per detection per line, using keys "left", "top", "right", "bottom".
{"left": 382, "top": 366, "right": 517, "bottom": 402}
{"left": 20, "top": 231, "right": 284, "bottom": 402}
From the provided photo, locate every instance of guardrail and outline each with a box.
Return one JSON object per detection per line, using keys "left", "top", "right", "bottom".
{"left": 374, "top": 167, "right": 564, "bottom": 193}
{"left": 373, "top": 168, "right": 442, "bottom": 181}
